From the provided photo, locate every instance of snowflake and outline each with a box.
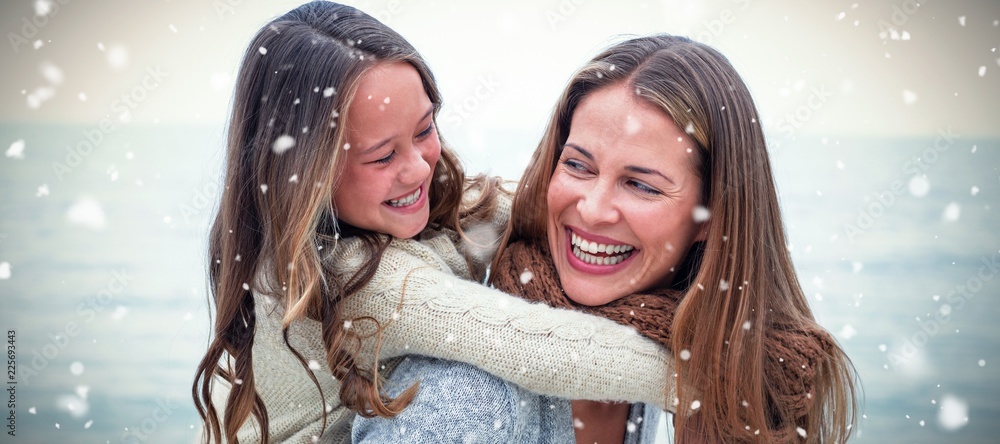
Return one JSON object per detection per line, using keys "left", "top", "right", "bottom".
{"left": 519, "top": 269, "right": 533, "bottom": 285}
{"left": 692, "top": 206, "right": 710, "bottom": 222}
{"left": 942, "top": 202, "right": 961, "bottom": 222}
{"left": 273, "top": 135, "right": 295, "bottom": 154}
{"left": 938, "top": 395, "right": 969, "bottom": 430}
{"left": 6, "top": 139, "right": 25, "bottom": 159}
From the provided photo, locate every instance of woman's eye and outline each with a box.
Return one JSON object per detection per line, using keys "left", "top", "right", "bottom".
{"left": 629, "top": 180, "right": 661, "bottom": 195}
{"left": 374, "top": 151, "right": 396, "bottom": 165}
{"left": 561, "top": 159, "right": 588, "bottom": 172}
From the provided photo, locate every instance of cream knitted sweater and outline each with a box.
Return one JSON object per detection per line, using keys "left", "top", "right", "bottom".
{"left": 208, "top": 191, "right": 676, "bottom": 443}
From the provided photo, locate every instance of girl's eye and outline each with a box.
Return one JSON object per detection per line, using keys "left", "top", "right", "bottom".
{"left": 417, "top": 122, "right": 435, "bottom": 138}
{"left": 628, "top": 180, "right": 661, "bottom": 195}
{"left": 374, "top": 151, "right": 396, "bottom": 165}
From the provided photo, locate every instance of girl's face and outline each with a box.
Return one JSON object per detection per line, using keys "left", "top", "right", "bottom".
{"left": 546, "top": 83, "right": 706, "bottom": 306}
{"left": 333, "top": 62, "right": 441, "bottom": 239}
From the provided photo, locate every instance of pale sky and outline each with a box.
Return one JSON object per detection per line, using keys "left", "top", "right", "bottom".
{"left": 1, "top": 0, "right": 999, "bottom": 137}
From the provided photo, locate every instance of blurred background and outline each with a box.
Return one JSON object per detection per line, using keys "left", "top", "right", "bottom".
{"left": 0, "top": 0, "right": 998, "bottom": 442}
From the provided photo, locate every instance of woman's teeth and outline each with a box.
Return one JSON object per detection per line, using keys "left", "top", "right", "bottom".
{"left": 570, "top": 231, "right": 634, "bottom": 265}
{"left": 386, "top": 188, "right": 420, "bottom": 207}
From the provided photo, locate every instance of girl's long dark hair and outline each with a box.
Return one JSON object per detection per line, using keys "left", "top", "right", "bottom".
{"left": 191, "top": 2, "right": 498, "bottom": 442}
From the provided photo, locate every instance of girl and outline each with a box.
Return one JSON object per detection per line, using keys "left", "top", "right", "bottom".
{"left": 192, "top": 3, "right": 676, "bottom": 443}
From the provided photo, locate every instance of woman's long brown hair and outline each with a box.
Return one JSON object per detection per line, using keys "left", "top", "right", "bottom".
{"left": 493, "top": 34, "right": 859, "bottom": 443}
{"left": 191, "top": 2, "right": 499, "bottom": 442}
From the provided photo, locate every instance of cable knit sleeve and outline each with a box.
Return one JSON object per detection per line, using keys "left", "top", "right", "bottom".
{"left": 334, "top": 234, "right": 676, "bottom": 411}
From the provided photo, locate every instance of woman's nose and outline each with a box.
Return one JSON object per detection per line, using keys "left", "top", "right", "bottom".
{"left": 576, "top": 181, "right": 621, "bottom": 226}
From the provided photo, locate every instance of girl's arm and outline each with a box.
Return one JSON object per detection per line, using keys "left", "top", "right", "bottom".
{"left": 335, "top": 234, "right": 676, "bottom": 411}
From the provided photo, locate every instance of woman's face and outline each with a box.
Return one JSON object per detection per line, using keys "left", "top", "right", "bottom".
{"left": 546, "top": 83, "right": 705, "bottom": 306}
{"left": 333, "top": 62, "right": 441, "bottom": 239}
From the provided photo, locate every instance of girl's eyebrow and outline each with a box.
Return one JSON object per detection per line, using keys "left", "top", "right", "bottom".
{"left": 362, "top": 106, "right": 434, "bottom": 154}
{"left": 564, "top": 143, "right": 675, "bottom": 185}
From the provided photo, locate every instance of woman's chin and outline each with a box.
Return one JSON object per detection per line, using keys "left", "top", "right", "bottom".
{"left": 561, "top": 281, "right": 625, "bottom": 307}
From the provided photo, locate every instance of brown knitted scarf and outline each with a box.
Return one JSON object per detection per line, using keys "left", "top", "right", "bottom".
{"left": 493, "top": 240, "right": 828, "bottom": 441}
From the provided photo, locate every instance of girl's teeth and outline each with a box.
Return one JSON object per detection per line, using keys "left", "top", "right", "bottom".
{"left": 387, "top": 188, "right": 420, "bottom": 207}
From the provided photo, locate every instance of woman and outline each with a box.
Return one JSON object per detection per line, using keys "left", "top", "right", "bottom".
{"left": 355, "top": 34, "right": 859, "bottom": 443}
{"left": 192, "top": 3, "right": 677, "bottom": 443}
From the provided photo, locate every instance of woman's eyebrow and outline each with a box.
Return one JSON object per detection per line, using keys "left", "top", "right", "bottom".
{"left": 565, "top": 142, "right": 675, "bottom": 185}
{"left": 626, "top": 165, "right": 675, "bottom": 185}
{"left": 564, "top": 143, "right": 593, "bottom": 160}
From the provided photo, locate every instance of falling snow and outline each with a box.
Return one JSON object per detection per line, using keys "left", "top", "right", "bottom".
{"left": 273, "top": 135, "right": 295, "bottom": 154}
{"left": 908, "top": 175, "right": 931, "bottom": 197}
{"left": 111, "top": 306, "right": 127, "bottom": 320}
{"left": 942, "top": 202, "right": 961, "bottom": 222}
{"left": 105, "top": 44, "right": 128, "bottom": 69}
{"left": 937, "top": 395, "right": 969, "bottom": 431}
{"left": 56, "top": 394, "right": 89, "bottom": 418}
{"left": 838, "top": 324, "right": 857, "bottom": 340}
{"left": 6, "top": 139, "right": 25, "bottom": 159}
{"left": 66, "top": 198, "right": 106, "bottom": 230}
{"left": 35, "top": 0, "right": 54, "bottom": 16}
{"left": 692, "top": 206, "right": 710, "bottom": 222}
{"left": 519, "top": 269, "right": 533, "bottom": 285}
{"left": 41, "top": 62, "right": 63, "bottom": 85}
{"left": 624, "top": 116, "right": 642, "bottom": 135}
{"left": 902, "top": 89, "right": 918, "bottom": 105}
{"left": 0, "top": 262, "right": 10, "bottom": 279}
